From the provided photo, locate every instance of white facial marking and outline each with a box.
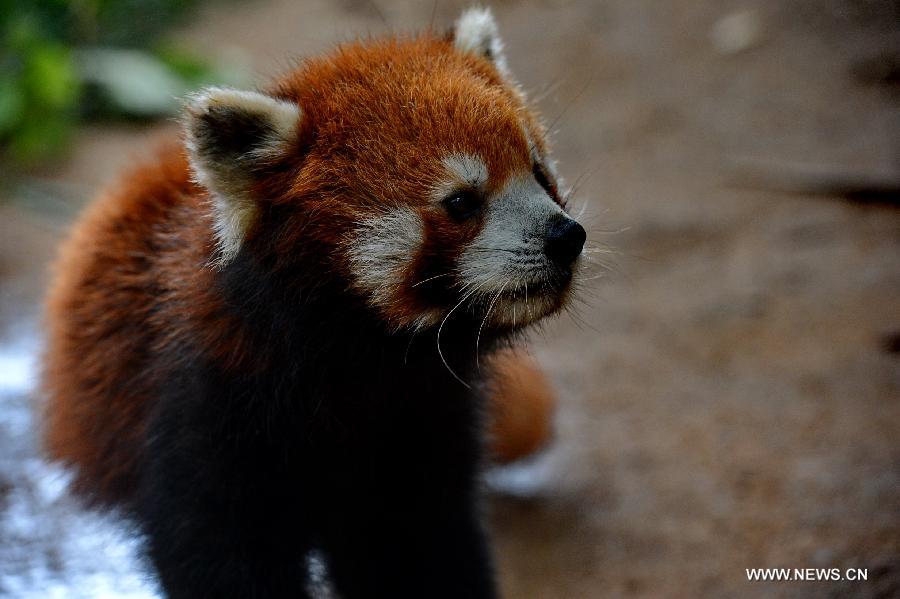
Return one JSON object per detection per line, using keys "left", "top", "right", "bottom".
{"left": 432, "top": 153, "right": 488, "bottom": 201}
{"left": 349, "top": 207, "right": 437, "bottom": 328}
{"left": 457, "top": 172, "right": 568, "bottom": 324}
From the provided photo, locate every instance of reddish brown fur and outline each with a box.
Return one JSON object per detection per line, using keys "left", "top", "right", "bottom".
{"left": 43, "top": 34, "right": 555, "bottom": 503}
{"left": 44, "top": 145, "right": 199, "bottom": 501}
{"left": 266, "top": 36, "right": 550, "bottom": 326}
{"left": 484, "top": 349, "right": 556, "bottom": 463}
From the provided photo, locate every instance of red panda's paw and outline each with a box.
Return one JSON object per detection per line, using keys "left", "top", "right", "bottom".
{"left": 484, "top": 348, "right": 556, "bottom": 464}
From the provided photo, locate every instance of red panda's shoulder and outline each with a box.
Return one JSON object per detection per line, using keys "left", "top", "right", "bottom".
{"left": 51, "top": 140, "right": 207, "bottom": 301}
{"left": 90, "top": 140, "right": 198, "bottom": 228}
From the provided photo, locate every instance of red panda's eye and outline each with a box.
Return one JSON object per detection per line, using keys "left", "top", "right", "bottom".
{"left": 443, "top": 190, "right": 483, "bottom": 221}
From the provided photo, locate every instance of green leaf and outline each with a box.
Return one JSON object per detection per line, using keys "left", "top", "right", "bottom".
{"left": 24, "top": 43, "right": 79, "bottom": 109}
{"left": 9, "top": 111, "right": 72, "bottom": 163}
{"left": 0, "top": 78, "right": 26, "bottom": 134}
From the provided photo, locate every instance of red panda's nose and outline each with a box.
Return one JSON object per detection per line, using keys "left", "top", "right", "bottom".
{"left": 545, "top": 217, "right": 586, "bottom": 266}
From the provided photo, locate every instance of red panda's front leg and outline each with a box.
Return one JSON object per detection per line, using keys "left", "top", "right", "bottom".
{"left": 134, "top": 376, "right": 315, "bottom": 599}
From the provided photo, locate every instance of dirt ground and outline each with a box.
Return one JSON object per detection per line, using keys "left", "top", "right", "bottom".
{"left": 1, "top": 0, "right": 898, "bottom": 597}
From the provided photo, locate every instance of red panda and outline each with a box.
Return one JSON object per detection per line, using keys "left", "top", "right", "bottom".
{"left": 42, "top": 8, "right": 585, "bottom": 598}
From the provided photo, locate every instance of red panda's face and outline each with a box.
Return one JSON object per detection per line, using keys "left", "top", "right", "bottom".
{"left": 340, "top": 124, "right": 585, "bottom": 332}
{"left": 184, "top": 9, "right": 585, "bottom": 333}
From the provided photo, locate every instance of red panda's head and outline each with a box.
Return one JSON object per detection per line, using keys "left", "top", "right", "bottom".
{"left": 184, "top": 8, "right": 585, "bottom": 333}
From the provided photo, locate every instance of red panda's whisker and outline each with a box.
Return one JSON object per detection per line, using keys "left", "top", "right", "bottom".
{"left": 476, "top": 280, "right": 508, "bottom": 370}
{"left": 530, "top": 76, "right": 565, "bottom": 105}
{"left": 567, "top": 168, "right": 593, "bottom": 196}
{"left": 467, "top": 246, "right": 521, "bottom": 255}
{"left": 524, "top": 282, "right": 530, "bottom": 321}
{"left": 565, "top": 163, "right": 602, "bottom": 205}
{"left": 436, "top": 279, "right": 490, "bottom": 389}
{"left": 512, "top": 291, "right": 518, "bottom": 329}
{"left": 410, "top": 272, "right": 454, "bottom": 288}
{"left": 544, "top": 72, "right": 594, "bottom": 140}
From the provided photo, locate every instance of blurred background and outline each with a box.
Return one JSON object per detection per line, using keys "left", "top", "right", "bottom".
{"left": 1, "top": 0, "right": 898, "bottom": 597}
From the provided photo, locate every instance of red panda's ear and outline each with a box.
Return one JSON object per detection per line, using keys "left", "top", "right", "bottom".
{"left": 452, "top": 7, "right": 509, "bottom": 76}
{"left": 183, "top": 87, "right": 302, "bottom": 266}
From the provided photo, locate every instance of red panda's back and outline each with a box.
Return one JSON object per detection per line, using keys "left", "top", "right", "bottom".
{"left": 42, "top": 144, "right": 201, "bottom": 503}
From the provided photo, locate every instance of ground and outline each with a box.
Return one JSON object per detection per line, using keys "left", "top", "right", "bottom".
{"left": 1, "top": 0, "right": 898, "bottom": 597}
